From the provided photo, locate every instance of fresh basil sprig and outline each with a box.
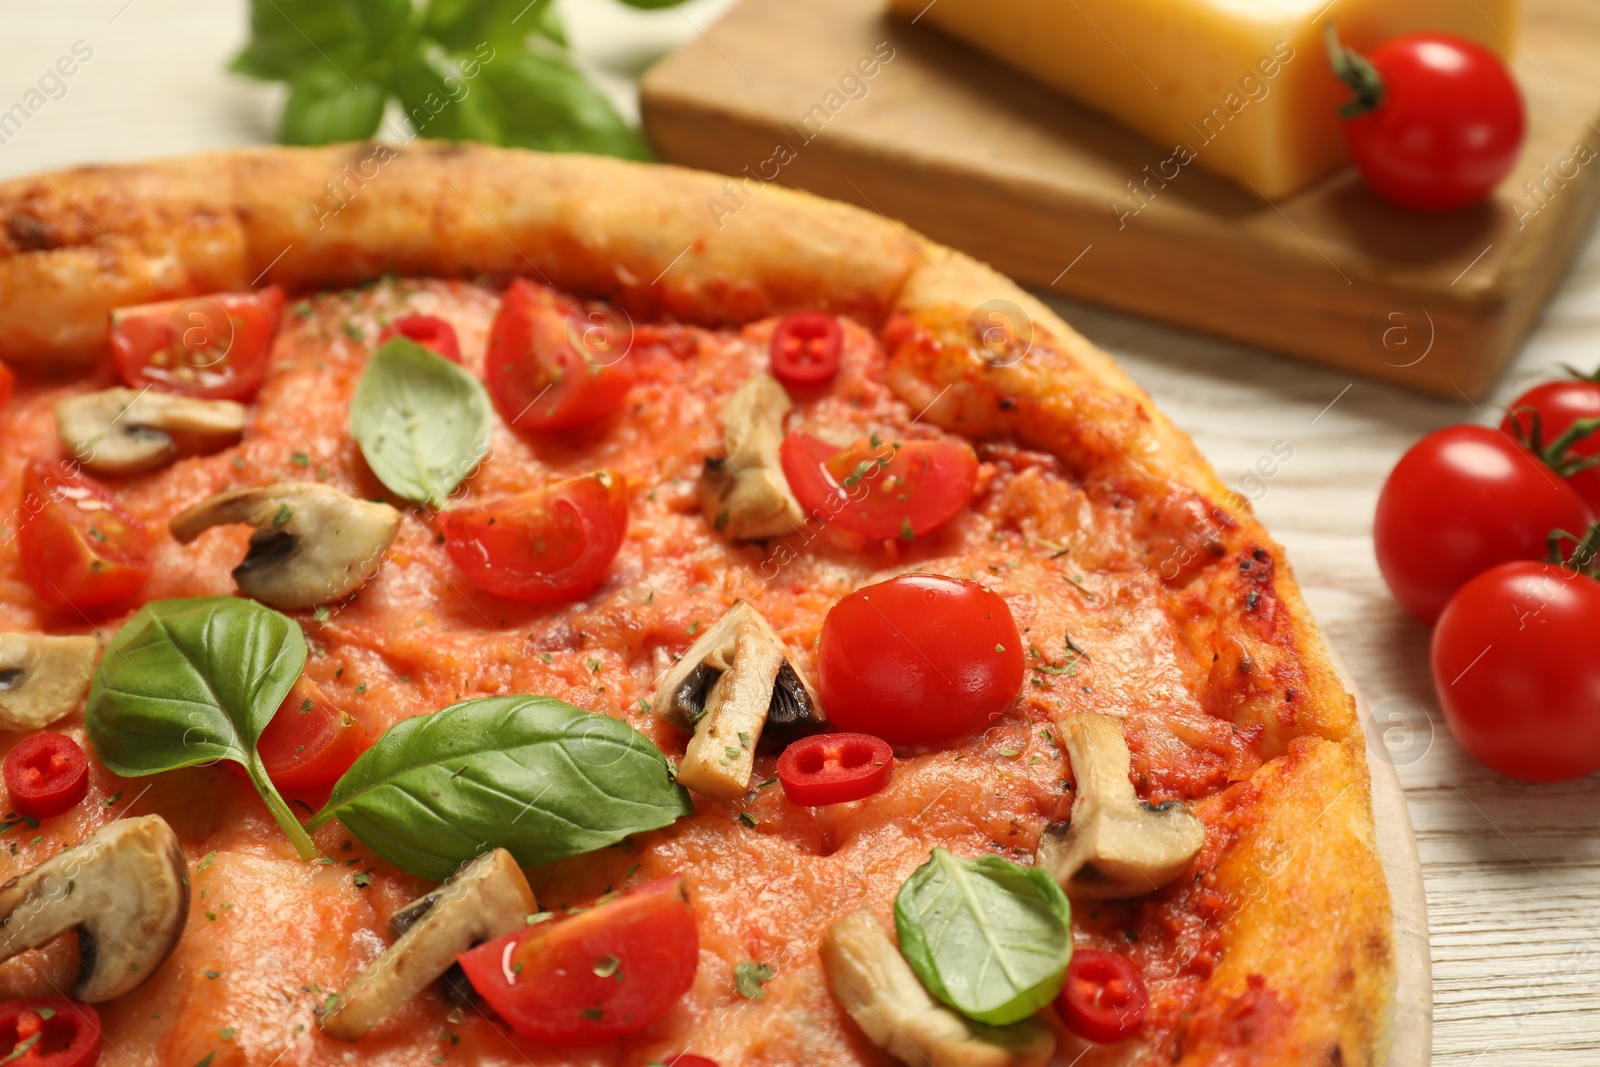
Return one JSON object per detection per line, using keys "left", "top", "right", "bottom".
{"left": 85, "top": 597, "right": 318, "bottom": 860}
{"left": 309, "top": 695, "right": 693, "bottom": 881}
{"left": 230, "top": 0, "right": 686, "bottom": 157}
{"left": 349, "top": 337, "right": 491, "bottom": 508}
{"left": 893, "top": 848, "right": 1073, "bottom": 1025}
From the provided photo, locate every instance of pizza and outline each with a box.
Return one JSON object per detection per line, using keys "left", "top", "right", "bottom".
{"left": 0, "top": 143, "right": 1393, "bottom": 1067}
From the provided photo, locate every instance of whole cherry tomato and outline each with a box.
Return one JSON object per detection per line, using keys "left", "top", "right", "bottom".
{"left": 1431, "top": 561, "right": 1600, "bottom": 783}
{"left": 1330, "top": 28, "right": 1525, "bottom": 212}
{"left": 457, "top": 877, "right": 698, "bottom": 1045}
{"left": 818, "top": 574, "right": 1024, "bottom": 746}
{"left": 3, "top": 733, "right": 90, "bottom": 820}
{"left": 0, "top": 996, "right": 102, "bottom": 1067}
{"left": 17, "top": 460, "right": 152, "bottom": 613}
{"left": 780, "top": 432, "right": 978, "bottom": 542}
{"left": 1057, "top": 950, "right": 1148, "bottom": 1044}
{"left": 1501, "top": 377, "right": 1600, "bottom": 513}
{"left": 485, "top": 280, "right": 634, "bottom": 433}
{"left": 768, "top": 311, "right": 843, "bottom": 388}
{"left": 377, "top": 314, "right": 461, "bottom": 363}
{"left": 109, "top": 287, "right": 284, "bottom": 400}
{"left": 255, "top": 676, "right": 369, "bottom": 792}
{"left": 776, "top": 733, "right": 893, "bottom": 806}
{"left": 439, "top": 471, "right": 628, "bottom": 604}
{"left": 1374, "top": 426, "right": 1590, "bottom": 624}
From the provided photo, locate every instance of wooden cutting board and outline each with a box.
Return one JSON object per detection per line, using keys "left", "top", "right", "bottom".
{"left": 640, "top": 0, "right": 1600, "bottom": 398}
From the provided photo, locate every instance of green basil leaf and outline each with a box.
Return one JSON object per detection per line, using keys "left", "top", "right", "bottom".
{"left": 893, "top": 848, "right": 1072, "bottom": 1025}
{"left": 390, "top": 49, "right": 507, "bottom": 144}
{"left": 281, "top": 69, "right": 387, "bottom": 145}
{"left": 349, "top": 336, "right": 492, "bottom": 509}
{"left": 309, "top": 696, "right": 693, "bottom": 882}
{"left": 231, "top": 0, "right": 416, "bottom": 82}
{"left": 424, "top": 0, "right": 564, "bottom": 50}
{"left": 477, "top": 48, "right": 649, "bottom": 160}
{"left": 85, "top": 597, "right": 318, "bottom": 860}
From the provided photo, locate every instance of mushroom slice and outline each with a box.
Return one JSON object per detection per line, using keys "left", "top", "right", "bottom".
{"left": 821, "top": 910, "right": 1055, "bottom": 1067}
{"left": 320, "top": 849, "right": 535, "bottom": 1042}
{"left": 699, "top": 373, "right": 806, "bottom": 540}
{"left": 653, "top": 600, "right": 822, "bottom": 798}
{"left": 0, "top": 633, "right": 97, "bottom": 732}
{"left": 1037, "top": 712, "right": 1205, "bottom": 900}
{"left": 0, "top": 815, "right": 188, "bottom": 1003}
{"left": 56, "top": 387, "right": 246, "bottom": 475}
{"left": 169, "top": 482, "right": 401, "bottom": 610}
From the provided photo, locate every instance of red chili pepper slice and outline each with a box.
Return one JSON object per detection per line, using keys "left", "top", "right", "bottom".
{"left": 377, "top": 314, "right": 462, "bottom": 363}
{"left": 0, "top": 995, "right": 102, "bottom": 1067}
{"left": 776, "top": 733, "right": 893, "bottom": 806}
{"left": 3, "top": 734, "right": 89, "bottom": 820}
{"left": 769, "top": 311, "right": 843, "bottom": 388}
{"left": 1057, "top": 949, "right": 1148, "bottom": 1044}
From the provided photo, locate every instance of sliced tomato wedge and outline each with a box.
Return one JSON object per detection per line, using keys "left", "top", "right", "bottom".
{"left": 438, "top": 470, "right": 629, "bottom": 604}
{"left": 377, "top": 314, "right": 462, "bottom": 363}
{"left": 17, "top": 460, "right": 151, "bottom": 612}
{"left": 769, "top": 311, "right": 843, "bottom": 388}
{"left": 1057, "top": 949, "right": 1148, "bottom": 1044}
{"left": 779, "top": 431, "right": 978, "bottom": 541}
{"left": 3, "top": 734, "right": 90, "bottom": 820}
{"left": 256, "top": 676, "right": 369, "bottom": 792}
{"left": 458, "top": 877, "right": 698, "bottom": 1045}
{"left": 109, "top": 286, "right": 284, "bottom": 401}
{"left": 776, "top": 733, "right": 892, "bottom": 805}
{"left": 485, "top": 279, "right": 635, "bottom": 433}
{"left": 0, "top": 996, "right": 101, "bottom": 1067}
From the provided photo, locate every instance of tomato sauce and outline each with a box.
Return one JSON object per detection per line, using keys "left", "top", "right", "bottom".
{"left": 0, "top": 279, "right": 1267, "bottom": 1065}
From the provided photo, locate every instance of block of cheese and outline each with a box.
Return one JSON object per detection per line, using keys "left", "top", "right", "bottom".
{"left": 889, "top": 0, "right": 1520, "bottom": 198}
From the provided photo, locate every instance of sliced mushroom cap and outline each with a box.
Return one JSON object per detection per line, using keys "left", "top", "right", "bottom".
{"left": 700, "top": 373, "right": 806, "bottom": 540}
{"left": 653, "top": 600, "right": 823, "bottom": 799}
{"left": 1037, "top": 713, "right": 1205, "bottom": 900}
{"left": 821, "top": 909, "right": 1055, "bottom": 1067}
{"left": 56, "top": 387, "right": 246, "bottom": 475}
{"left": 0, "top": 815, "right": 188, "bottom": 1003}
{"left": 169, "top": 482, "right": 401, "bottom": 609}
{"left": 320, "top": 849, "right": 535, "bottom": 1042}
{"left": 0, "top": 634, "right": 97, "bottom": 732}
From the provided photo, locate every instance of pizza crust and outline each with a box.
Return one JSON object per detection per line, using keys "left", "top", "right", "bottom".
{"left": 0, "top": 142, "right": 1393, "bottom": 1064}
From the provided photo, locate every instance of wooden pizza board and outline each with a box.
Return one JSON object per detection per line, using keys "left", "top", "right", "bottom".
{"left": 640, "top": 0, "right": 1600, "bottom": 399}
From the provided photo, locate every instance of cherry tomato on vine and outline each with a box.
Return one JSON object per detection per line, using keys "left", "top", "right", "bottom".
{"left": 255, "top": 676, "right": 369, "bottom": 792}
{"left": 439, "top": 471, "right": 628, "bottom": 605}
{"left": 1431, "top": 561, "right": 1600, "bottom": 783}
{"left": 458, "top": 877, "right": 698, "bottom": 1045}
{"left": 1056, "top": 950, "right": 1148, "bottom": 1044}
{"left": 769, "top": 311, "right": 843, "bottom": 388}
{"left": 818, "top": 574, "right": 1023, "bottom": 746}
{"left": 3, "top": 733, "right": 89, "bottom": 820}
{"left": 377, "top": 314, "right": 461, "bottom": 363}
{"left": 779, "top": 432, "right": 978, "bottom": 542}
{"left": 485, "top": 280, "right": 634, "bottom": 433}
{"left": 1329, "top": 28, "right": 1525, "bottom": 212}
{"left": 0, "top": 996, "right": 102, "bottom": 1067}
{"left": 110, "top": 287, "right": 284, "bottom": 401}
{"left": 17, "top": 460, "right": 152, "bottom": 613}
{"left": 1374, "top": 426, "right": 1590, "bottom": 624}
{"left": 1501, "top": 377, "right": 1600, "bottom": 513}
{"left": 776, "top": 733, "right": 893, "bottom": 805}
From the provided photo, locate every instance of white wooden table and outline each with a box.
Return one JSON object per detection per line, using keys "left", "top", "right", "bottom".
{"left": 5, "top": 3, "right": 1599, "bottom": 1063}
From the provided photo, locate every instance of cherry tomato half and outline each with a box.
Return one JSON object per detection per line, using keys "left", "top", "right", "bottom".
{"left": 0, "top": 996, "right": 102, "bottom": 1067}
{"left": 256, "top": 676, "right": 369, "bottom": 792}
{"left": 3, "top": 734, "right": 89, "bottom": 821}
{"left": 780, "top": 432, "right": 978, "bottom": 542}
{"left": 458, "top": 877, "right": 698, "bottom": 1045}
{"left": 1502, "top": 378, "right": 1600, "bottom": 514}
{"left": 439, "top": 470, "right": 629, "bottom": 605}
{"left": 109, "top": 286, "right": 285, "bottom": 401}
{"left": 377, "top": 314, "right": 462, "bottom": 363}
{"left": 17, "top": 460, "right": 152, "bottom": 613}
{"left": 1431, "top": 561, "right": 1600, "bottom": 783}
{"left": 485, "top": 279, "right": 635, "bottom": 433}
{"left": 769, "top": 311, "right": 843, "bottom": 388}
{"left": 818, "top": 575, "right": 1024, "bottom": 746}
{"left": 776, "top": 733, "right": 893, "bottom": 806}
{"left": 1374, "top": 426, "right": 1590, "bottom": 624}
{"left": 1334, "top": 31, "right": 1525, "bottom": 212}
{"left": 1057, "top": 949, "right": 1147, "bottom": 1044}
